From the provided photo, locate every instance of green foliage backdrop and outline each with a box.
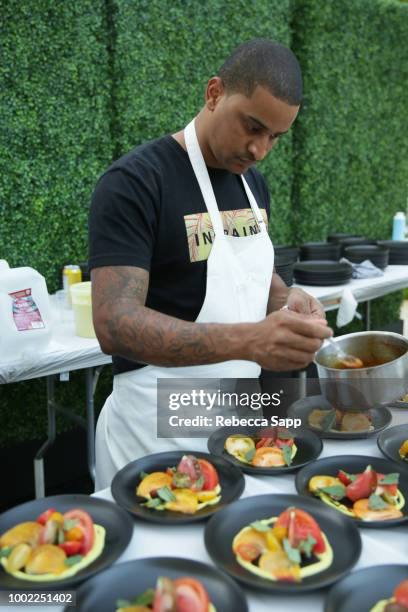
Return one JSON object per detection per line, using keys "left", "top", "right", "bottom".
{"left": 0, "top": 0, "right": 407, "bottom": 446}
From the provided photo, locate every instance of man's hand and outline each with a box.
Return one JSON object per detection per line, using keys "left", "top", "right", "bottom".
{"left": 248, "top": 309, "right": 332, "bottom": 371}
{"left": 286, "top": 287, "right": 326, "bottom": 320}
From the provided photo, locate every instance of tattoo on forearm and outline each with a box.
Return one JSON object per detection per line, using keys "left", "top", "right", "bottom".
{"left": 93, "top": 267, "right": 222, "bottom": 365}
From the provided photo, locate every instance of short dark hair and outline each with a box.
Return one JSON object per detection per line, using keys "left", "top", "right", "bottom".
{"left": 218, "top": 38, "right": 302, "bottom": 105}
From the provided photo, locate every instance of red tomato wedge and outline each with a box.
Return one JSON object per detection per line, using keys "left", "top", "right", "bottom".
{"left": 275, "top": 437, "right": 294, "bottom": 449}
{"left": 275, "top": 508, "right": 326, "bottom": 554}
{"left": 197, "top": 459, "right": 219, "bottom": 491}
{"left": 395, "top": 579, "right": 408, "bottom": 607}
{"left": 36, "top": 508, "right": 56, "bottom": 525}
{"left": 63, "top": 509, "right": 94, "bottom": 555}
{"left": 337, "top": 470, "right": 354, "bottom": 486}
{"left": 58, "top": 541, "right": 82, "bottom": 556}
{"left": 345, "top": 466, "right": 377, "bottom": 502}
{"left": 177, "top": 455, "right": 203, "bottom": 490}
{"left": 174, "top": 577, "right": 210, "bottom": 612}
{"left": 256, "top": 437, "right": 274, "bottom": 449}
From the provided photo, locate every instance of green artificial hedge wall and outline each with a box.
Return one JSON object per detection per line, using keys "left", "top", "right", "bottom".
{"left": 1, "top": 0, "right": 407, "bottom": 447}
{"left": 112, "top": 0, "right": 294, "bottom": 244}
{"left": 291, "top": 0, "right": 408, "bottom": 329}
{"left": 0, "top": 2, "right": 113, "bottom": 446}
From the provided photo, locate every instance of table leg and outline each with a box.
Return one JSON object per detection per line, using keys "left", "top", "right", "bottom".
{"left": 364, "top": 300, "right": 371, "bottom": 331}
{"left": 85, "top": 367, "right": 96, "bottom": 482}
{"left": 34, "top": 375, "right": 56, "bottom": 498}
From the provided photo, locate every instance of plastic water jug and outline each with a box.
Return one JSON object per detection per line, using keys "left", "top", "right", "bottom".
{"left": 392, "top": 212, "right": 406, "bottom": 240}
{"left": 0, "top": 260, "right": 53, "bottom": 360}
{"left": 70, "top": 281, "right": 96, "bottom": 338}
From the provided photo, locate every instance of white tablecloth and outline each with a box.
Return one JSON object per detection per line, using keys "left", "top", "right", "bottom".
{"left": 2, "top": 407, "right": 407, "bottom": 612}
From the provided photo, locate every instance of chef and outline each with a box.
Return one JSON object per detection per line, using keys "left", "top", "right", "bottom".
{"left": 89, "top": 38, "right": 332, "bottom": 489}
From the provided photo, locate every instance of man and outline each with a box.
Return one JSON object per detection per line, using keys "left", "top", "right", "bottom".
{"left": 89, "top": 38, "right": 332, "bottom": 489}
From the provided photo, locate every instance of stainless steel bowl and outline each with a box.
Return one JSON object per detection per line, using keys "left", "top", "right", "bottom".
{"left": 314, "top": 331, "right": 408, "bottom": 410}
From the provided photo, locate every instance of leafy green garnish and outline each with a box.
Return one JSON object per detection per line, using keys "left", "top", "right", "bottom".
{"left": 133, "top": 589, "right": 155, "bottom": 606}
{"left": 64, "top": 555, "right": 83, "bottom": 566}
{"left": 281, "top": 444, "right": 293, "bottom": 466}
{"left": 144, "top": 498, "right": 162, "bottom": 508}
{"left": 245, "top": 448, "right": 256, "bottom": 462}
{"left": 277, "top": 430, "right": 292, "bottom": 440}
{"left": 368, "top": 494, "right": 389, "bottom": 510}
{"left": 320, "top": 484, "right": 346, "bottom": 500}
{"left": 139, "top": 471, "right": 149, "bottom": 480}
{"left": 63, "top": 519, "right": 79, "bottom": 531}
{"left": 57, "top": 528, "right": 65, "bottom": 544}
{"left": 157, "top": 486, "right": 177, "bottom": 502}
{"left": 378, "top": 473, "right": 399, "bottom": 485}
{"left": 172, "top": 471, "right": 191, "bottom": 488}
{"left": 250, "top": 520, "right": 271, "bottom": 532}
{"left": 321, "top": 410, "right": 336, "bottom": 432}
{"left": 283, "top": 538, "right": 301, "bottom": 564}
{"left": 298, "top": 534, "right": 317, "bottom": 558}
{"left": 195, "top": 475, "right": 205, "bottom": 490}
{"left": 116, "top": 600, "right": 132, "bottom": 609}
{"left": 0, "top": 547, "right": 12, "bottom": 558}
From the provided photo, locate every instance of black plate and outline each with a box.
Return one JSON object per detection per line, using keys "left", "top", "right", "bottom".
{"left": 294, "top": 260, "right": 352, "bottom": 274}
{"left": 287, "top": 395, "right": 392, "bottom": 439}
{"left": 204, "top": 493, "right": 361, "bottom": 593}
{"left": 0, "top": 494, "right": 133, "bottom": 590}
{"left": 295, "top": 454, "right": 408, "bottom": 528}
{"left": 325, "top": 564, "right": 408, "bottom": 612}
{"left": 71, "top": 556, "right": 248, "bottom": 612}
{"left": 378, "top": 424, "right": 408, "bottom": 466}
{"left": 111, "top": 450, "right": 245, "bottom": 524}
{"left": 207, "top": 426, "right": 323, "bottom": 475}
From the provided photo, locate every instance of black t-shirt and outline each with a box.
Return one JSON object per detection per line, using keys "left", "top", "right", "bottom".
{"left": 89, "top": 135, "right": 270, "bottom": 375}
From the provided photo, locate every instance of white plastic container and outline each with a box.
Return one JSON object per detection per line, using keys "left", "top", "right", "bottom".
{"left": 0, "top": 260, "right": 53, "bottom": 360}
{"left": 70, "top": 281, "right": 96, "bottom": 338}
{"left": 392, "top": 211, "right": 406, "bottom": 240}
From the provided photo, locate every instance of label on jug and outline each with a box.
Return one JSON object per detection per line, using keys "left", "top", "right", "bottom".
{"left": 9, "top": 288, "right": 45, "bottom": 331}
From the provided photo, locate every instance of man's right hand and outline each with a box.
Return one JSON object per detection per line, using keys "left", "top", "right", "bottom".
{"left": 248, "top": 309, "right": 333, "bottom": 371}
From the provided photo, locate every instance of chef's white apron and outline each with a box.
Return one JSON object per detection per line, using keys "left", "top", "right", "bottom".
{"left": 95, "top": 119, "right": 274, "bottom": 490}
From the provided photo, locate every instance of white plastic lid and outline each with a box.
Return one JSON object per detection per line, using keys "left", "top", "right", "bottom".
{"left": 395, "top": 212, "right": 406, "bottom": 219}
{"left": 0, "top": 260, "right": 9, "bottom": 271}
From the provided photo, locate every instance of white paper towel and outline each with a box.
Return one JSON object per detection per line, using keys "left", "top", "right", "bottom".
{"left": 336, "top": 286, "right": 358, "bottom": 327}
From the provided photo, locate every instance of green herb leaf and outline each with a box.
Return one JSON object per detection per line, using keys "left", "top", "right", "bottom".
{"left": 283, "top": 538, "right": 301, "bottom": 564}
{"left": 250, "top": 520, "right": 271, "bottom": 532}
{"left": 245, "top": 448, "right": 256, "bottom": 462}
{"left": 195, "top": 475, "right": 205, "bottom": 490}
{"left": 172, "top": 471, "right": 191, "bottom": 488}
{"left": 64, "top": 554, "right": 83, "bottom": 566}
{"left": 378, "top": 473, "right": 399, "bottom": 485}
{"left": 0, "top": 547, "right": 12, "bottom": 558}
{"left": 320, "top": 484, "right": 346, "bottom": 500}
{"left": 321, "top": 410, "right": 336, "bottom": 432}
{"left": 281, "top": 444, "right": 293, "bottom": 466}
{"left": 132, "top": 588, "right": 155, "bottom": 606}
{"left": 63, "top": 519, "right": 79, "bottom": 531}
{"left": 368, "top": 493, "right": 389, "bottom": 510}
{"left": 139, "top": 471, "right": 149, "bottom": 480}
{"left": 143, "top": 498, "right": 162, "bottom": 508}
{"left": 157, "top": 486, "right": 177, "bottom": 502}
{"left": 277, "top": 430, "right": 292, "bottom": 440}
{"left": 298, "top": 534, "right": 317, "bottom": 558}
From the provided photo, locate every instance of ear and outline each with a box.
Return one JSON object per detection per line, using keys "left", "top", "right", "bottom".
{"left": 205, "top": 76, "right": 225, "bottom": 111}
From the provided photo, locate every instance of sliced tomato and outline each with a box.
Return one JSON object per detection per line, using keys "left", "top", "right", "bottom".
{"left": 345, "top": 466, "right": 377, "bottom": 502}
{"left": 235, "top": 541, "right": 264, "bottom": 561}
{"left": 275, "top": 507, "right": 325, "bottom": 554}
{"left": 275, "top": 437, "right": 294, "bottom": 449}
{"left": 63, "top": 509, "right": 94, "bottom": 555}
{"left": 197, "top": 459, "right": 219, "bottom": 490}
{"left": 394, "top": 579, "right": 408, "bottom": 607}
{"left": 58, "top": 541, "right": 82, "bottom": 556}
{"left": 256, "top": 437, "right": 274, "bottom": 449}
{"left": 337, "top": 470, "right": 354, "bottom": 486}
{"left": 177, "top": 455, "right": 203, "bottom": 490}
{"left": 174, "top": 577, "right": 209, "bottom": 612}
{"left": 36, "top": 508, "right": 56, "bottom": 525}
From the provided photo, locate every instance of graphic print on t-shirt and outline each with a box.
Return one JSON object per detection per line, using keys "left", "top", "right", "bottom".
{"left": 184, "top": 208, "right": 268, "bottom": 263}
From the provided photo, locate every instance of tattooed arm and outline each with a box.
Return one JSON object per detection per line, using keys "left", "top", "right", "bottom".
{"left": 91, "top": 266, "right": 332, "bottom": 370}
